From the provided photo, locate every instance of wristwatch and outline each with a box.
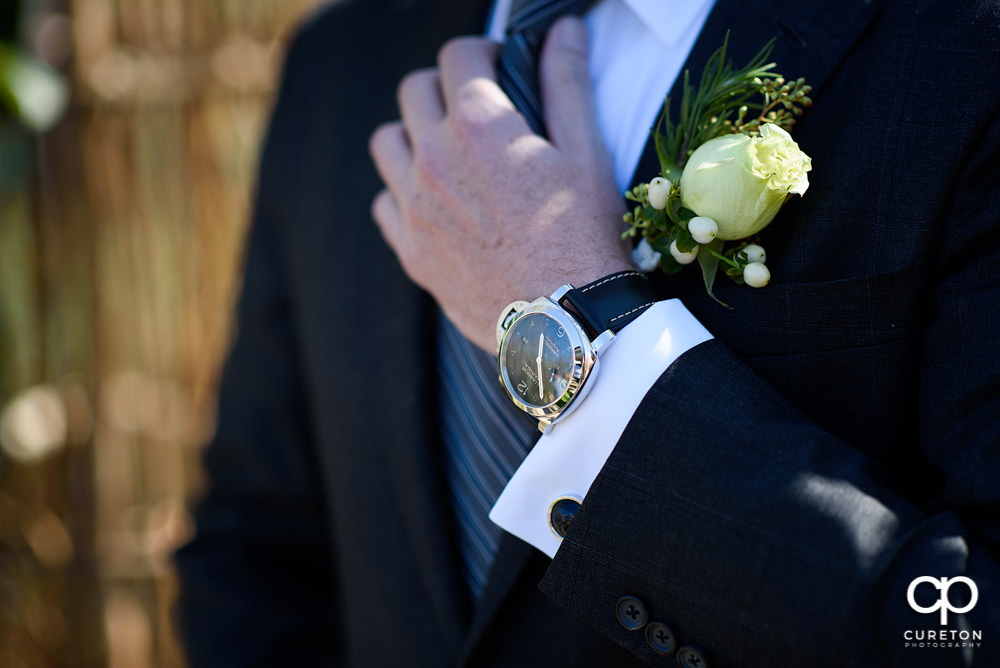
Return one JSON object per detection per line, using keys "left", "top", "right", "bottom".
{"left": 496, "top": 271, "right": 660, "bottom": 433}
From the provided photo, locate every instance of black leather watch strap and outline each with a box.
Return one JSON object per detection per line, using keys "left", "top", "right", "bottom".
{"left": 560, "top": 271, "right": 660, "bottom": 338}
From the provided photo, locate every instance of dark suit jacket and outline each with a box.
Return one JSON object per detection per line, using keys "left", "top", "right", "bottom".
{"left": 175, "top": 0, "right": 1000, "bottom": 665}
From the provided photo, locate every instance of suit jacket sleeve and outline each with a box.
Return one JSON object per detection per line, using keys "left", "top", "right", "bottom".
{"left": 538, "top": 13, "right": 1000, "bottom": 668}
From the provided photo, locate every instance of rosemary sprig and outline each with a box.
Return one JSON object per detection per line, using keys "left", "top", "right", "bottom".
{"left": 657, "top": 34, "right": 812, "bottom": 177}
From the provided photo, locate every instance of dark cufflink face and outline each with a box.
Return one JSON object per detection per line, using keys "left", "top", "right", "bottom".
{"left": 677, "top": 644, "right": 710, "bottom": 668}
{"left": 645, "top": 621, "right": 677, "bottom": 656}
{"left": 548, "top": 496, "right": 581, "bottom": 538}
{"left": 615, "top": 595, "right": 648, "bottom": 631}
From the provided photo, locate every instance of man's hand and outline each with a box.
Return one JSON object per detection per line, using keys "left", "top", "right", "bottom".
{"left": 369, "top": 17, "right": 632, "bottom": 352}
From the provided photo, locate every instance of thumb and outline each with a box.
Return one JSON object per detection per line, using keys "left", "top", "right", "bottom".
{"left": 539, "top": 16, "right": 608, "bottom": 161}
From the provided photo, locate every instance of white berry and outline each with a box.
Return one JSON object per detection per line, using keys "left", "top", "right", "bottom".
{"left": 647, "top": 177, "right": 671, "bottom": 210}
{"left": 742, "top": 243, "right": 766, "bottom": 264}
{"left": 688, "top": 216, "right": 718, "bottom": 245}
{"left": 669, "top": 240, "right": 699, "bottom": 265}
{"left": 743, "top": 262, "right": 771, "bottom": 288}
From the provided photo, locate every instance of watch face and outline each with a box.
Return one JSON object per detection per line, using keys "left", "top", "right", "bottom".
{"left": 501, "top": 312, "right": 577, "bottom": 408}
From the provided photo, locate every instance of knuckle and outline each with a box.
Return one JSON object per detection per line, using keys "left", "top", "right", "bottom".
{"left": 449, "top": 101, "right": 480, "bottom": 135}
{"left": 413, "top": 153, "right": 445, "bottom": 194}
{"left": 448, "top": 83, "right": 494, "bottom": 136}
{"left": 409, "top": 134, "right": 448, "bottom": 186}
{"left": 411, "top": 131, "right": 437, "bottom": 162}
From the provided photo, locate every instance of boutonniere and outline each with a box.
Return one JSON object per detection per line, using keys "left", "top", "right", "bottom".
{"left": 625, "top": 36, "right": 812, "bottom": 305}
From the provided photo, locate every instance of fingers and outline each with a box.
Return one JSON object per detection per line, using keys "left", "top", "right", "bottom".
{"left": 398, "top": 68, "right": 444, "bottom": 137}
{"left": 370, "top": 188, "right": 405, "bottom": 249}
{"left": 369, "top": 121, "right": 411, "bottom": 194}
{"left": 437, "top": 37, "right": 512, "bottom": 114}
{"left": 539, "top": 17, "right": 607, "bottom": 160}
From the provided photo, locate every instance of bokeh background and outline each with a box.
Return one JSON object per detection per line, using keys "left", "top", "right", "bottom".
{"left": 0, "top": 1, "right": 319, "bottom": 665}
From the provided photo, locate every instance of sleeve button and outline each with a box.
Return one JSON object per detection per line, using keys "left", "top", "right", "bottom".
{"left": 677, "top": 644, "right": 710, "bottom": 668}
{"left": 645, "top": 621, "right": 677, "bottom": 655}
{"left": 615, "top": 595, "right": 648, "bottom": 631}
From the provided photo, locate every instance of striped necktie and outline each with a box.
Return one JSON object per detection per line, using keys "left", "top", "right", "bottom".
{"left": 438, "top": 0, "right": 589, "bottom": 600}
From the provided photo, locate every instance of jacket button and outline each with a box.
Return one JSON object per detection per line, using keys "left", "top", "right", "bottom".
{"left": 677, "top": 645, "right": 710, "bottom": 668}
{"left": 615, "top": 596, "right": 648, "bottom": 631}
{"left": 645, "top": 621, "right": 677, "bottom": 655}
{"left": 548, "top": 497, "right": 580, "bottom": 538}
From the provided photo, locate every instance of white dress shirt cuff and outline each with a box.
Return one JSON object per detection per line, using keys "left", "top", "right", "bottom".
{"left": 489, "top": 298, "right": 713, "bottom": 558}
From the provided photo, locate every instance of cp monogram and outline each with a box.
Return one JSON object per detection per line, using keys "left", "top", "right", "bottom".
{"left": 907, "top": 576, "right": 979, "bottom": 625}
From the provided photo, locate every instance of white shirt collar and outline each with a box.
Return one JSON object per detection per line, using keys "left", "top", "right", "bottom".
{"left": 623, "top": 0, "right": 714, "bottom": 48}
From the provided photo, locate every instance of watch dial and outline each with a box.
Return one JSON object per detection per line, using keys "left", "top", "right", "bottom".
{"left": 502, "top": 313, "right": 576, "bottom": 408}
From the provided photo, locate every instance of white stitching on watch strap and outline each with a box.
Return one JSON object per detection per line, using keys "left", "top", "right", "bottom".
{"left": 578, "top": 270, "right": 645, "bottom": 293}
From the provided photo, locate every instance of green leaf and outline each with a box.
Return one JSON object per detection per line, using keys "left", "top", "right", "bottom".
{"left": 654, "top": 208, "right": 669, "bottom": 231}
{"left": 657, "top": 255, "right": 685, "bottom": 275}
{"left": 654, "top": 126, "right": 674, "bottom": 178}
{"left": 674, "top": 226, "right": 696, "bottom": 253}
{"left": 665, "top": 197, "right": 683, "bottom": 226}
{"left": 697, "top": 249, "right": 728, "bottom": 307}
{"left": 649, "top": 234, "right": 672, "bottom": 255}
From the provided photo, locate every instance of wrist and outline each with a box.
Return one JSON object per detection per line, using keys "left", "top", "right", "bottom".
{"left": 525, "top": 244, "right": 634, "bottom": 306}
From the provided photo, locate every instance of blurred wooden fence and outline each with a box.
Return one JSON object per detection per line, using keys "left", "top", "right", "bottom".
{"left": 0, "top": 1, "right": 319, "bottom": 666}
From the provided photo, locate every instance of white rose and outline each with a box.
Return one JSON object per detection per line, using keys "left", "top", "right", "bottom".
{"left": 680, "top": 124, "right": 811, "bottom": 240}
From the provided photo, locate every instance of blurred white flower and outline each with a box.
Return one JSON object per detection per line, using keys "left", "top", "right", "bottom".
{"left": 632, "top": 238, "right": 662, "bottom": 272}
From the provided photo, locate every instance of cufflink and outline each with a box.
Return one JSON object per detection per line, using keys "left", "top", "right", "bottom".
{"left": 548, "top": 496, "right": 581, "bottom": 539}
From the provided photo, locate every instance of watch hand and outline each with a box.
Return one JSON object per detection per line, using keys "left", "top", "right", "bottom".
{"left": 537, "top": 334, "right": 544, "bottom": 399}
